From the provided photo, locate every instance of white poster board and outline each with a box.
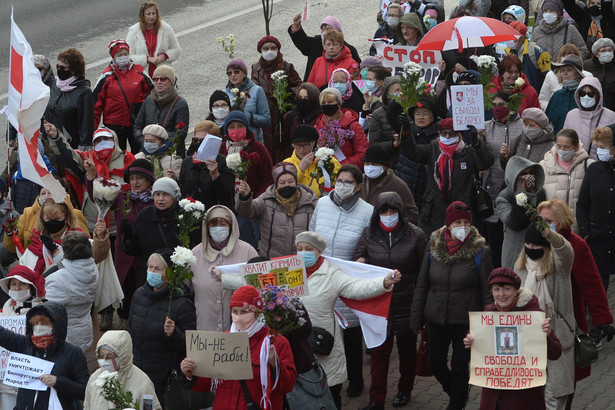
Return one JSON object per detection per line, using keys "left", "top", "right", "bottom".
{"left": 3, "top": 352, "right": 54, "bottom": 391}
{"left": 0, "top": 316, "right": 27, "bottom": 380}
{"left": 450, "top": 84, "right": 485, "bottom": 131}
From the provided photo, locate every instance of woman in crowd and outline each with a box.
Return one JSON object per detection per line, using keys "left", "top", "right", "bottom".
{"left": 410, "top": 202, "right": 493, "bottom": 410}
{"left": 577, "top": 126, "right": 615, "bottom": 291}
{"left": 361, "top": 65, "right": 390, "bottom": 117}
{"left": 328, "top": 68, "right": 364, "bottom": 115}
{"left": 501, "top": 108, "right": 555, "bottom": 169}
{"left": 563, "top": 76, "right": 615, "bottom": 159}
{"left": 134, "top": 124, "right": 181, "bottom": 179}
{"left": 295, "top": 231, "right": 399, "bottom": 409}
{"left": 181, "top": 285, "right": 296, "bottom": 410}
{"left": 532, "top": 0, "right": 590, "bottom": 59}
{"left": 545, "top": 54, "right": 584, "bottom": 135}
{"left": 463, "top": 268, "right": 562, "bottom": 409}
{"left": 369, "top": 4, "right": 404, "bottom": 55}
{"left": 237, "top": 162, "right": 317, "bottom": 258}
{"left": 85, "top": 330, "right": 161, "bottom": 409}
{"left": 307, "top": 29, "right": 358, "bottom": 89}
{"left": 224, "top": 58, "right": 271, "bottom": 144}
{"left": 186, "top": 120, "right": 220, "bottom": 157}
{"left": 205, "top": 90, "right": 231, "bottom": 129}
{"left": 283, "top": 83, "right": 322, "bottom": 140}
{"left": 514, "top": 223, "right": 575, "bottom": 408}
{"left": 540, "top": 128, "right": 593, "bottom": 223}
{"left": 493, "top": 55, "right": 540, "bottom": 114}
{"left": 0, "top": 301, "right": 89, "bottom": 408}
{"left": 353, "top": 192, "right": 428, "bottom": 410}
{"left": 126, "top": 1, "right": 181, "bottom": 77}
{"left": 45, "top": 48, "right": 94, "bottom": 149}
{"left": 93, "top": 39, "right": 153, "bottom": 153}
{"left": 129, "top": 249, "right": 196, "bottom": 403}
{"left": 251, "top": 35, "right": 302, "bottom": 163}
{"left": 369, "top": 76, "right": 402, "bottom": 164}
{"left": 314, "top": 88, "right": 369, "bottom": 168}
{"left": 396, "top": 12, "right": 424, "bottom": 46}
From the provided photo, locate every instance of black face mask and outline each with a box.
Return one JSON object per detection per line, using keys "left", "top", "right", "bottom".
{"left": 277, "top": 186, "right": 298, "bottom": 199}
{"left": 524, "top": 246, "right": 545, "bottom": 260}
{"left": 589, "top": 5, "right": 601, "bottom": 16}
{"left": 56, "top": 67, "right": 72, "bottom": 81}
{"left": 43, "top": 219, "right": 66, "bottom": 234}
{"left": 187, "top": 140, "right": 203, "bottom": 157}
{"left": 296, "top": 99, "right": 313, "bottom": 116}
{"left": 320, "top": 104, "right": 339, "bottom": 116}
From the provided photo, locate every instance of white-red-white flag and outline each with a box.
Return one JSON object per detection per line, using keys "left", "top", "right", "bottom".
{"left": 8, "top": 9, "right": 66, "bottom": 203}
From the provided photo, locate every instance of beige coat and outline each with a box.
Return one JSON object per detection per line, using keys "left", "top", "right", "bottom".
{"left": 134, "top": 151, "right": 181, "bottom": 180}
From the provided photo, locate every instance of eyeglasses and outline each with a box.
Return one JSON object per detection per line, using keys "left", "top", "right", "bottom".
{"left": 226, "top": 69, "right": 242, "bottom": 76}
{"left": 152, "top": 77, "right": 169, "bottom": 82}
{"left": 492, "top": 102, "right": 507, "bottom": 107}
{"left": 452, "top": 204, "right": 472, "bottom": 211}
{"left": 335, "top": 179, "right": 356, "bottom": 187}
{"left": 579, "top": 90, "right": 597, "bottom": 98}
{"left": 439, "top": 130, "right": 456, "bottom": 137}
{"left": 212, "top": 103, "right": 229, "bottom": 109}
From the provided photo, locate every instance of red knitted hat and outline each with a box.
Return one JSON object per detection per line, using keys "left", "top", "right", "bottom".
{"left": 445, "top": 201, "right": 472, "bottom": 226}
{"left": 257, "top": 35, "right": 281, "bottom": 52}
{"left": 0, "top": 265, "right": 46, "bottom": 299}
{"left": 230, "top": 286, "right": 264, "bottom": 311}
{"left": 107, "top": 39, "right": 130, "bottom": 58}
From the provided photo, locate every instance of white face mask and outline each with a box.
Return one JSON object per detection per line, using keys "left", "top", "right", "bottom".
{"left": 262, "top": 50, "right": 278, "bottom": 61}
{"left": 543, "top": 12, "right": 558, "bottom": 24}
{"left": 9, "top": 289, "right": 31, "bottom": 303}
{"left": 114, "top": 55, "right": 131, "bottom": 69}
{"left": 380, "top": 213, "right": 399, "bottom": 228}
{"left": 506, "top": 40, "right": 517, "bottom": 50}
{"left": 451, "top": 226, "right": 471, "bottom": 241}
{"left": 364, "top": 165, "right": 385, "bottom": 179}
{"left": 334, "top": 183, "right": 355, "bottom": 200}
{"left": 580, "top": 95, "right": 596, "bottom": 108}
{"left": 97, "top": 358, "right": 120, "bottom": 373}
{"left": 439, "top": 135, "right": 460, "bottom": 145}
{"left": 599, "top": 51, "right": 614, "bottom": 64}
{"left": 213, "top": 107, "right": 229, "bottom": 120}
{"left": 386, "top": 16, "right": 399, "bottom": 28}
{"left": 557, "top": 149, "right": 575, "bottom": 162}
{"left": 524, "top": 127, "right": 543, "bottom": 141}
{"left": 209, "top": 226, "right": 230, "bottom": 243}
{"left": 32, "top": 325, "right": 53, "bottom": 337}
{"left": 94, "top": 140, "right": 115, "bottom": 151}
{"left": 597, "top": 147, "right": 614, "bottom": 162}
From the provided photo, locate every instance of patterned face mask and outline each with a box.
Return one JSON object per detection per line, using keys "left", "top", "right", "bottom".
{"left": 518, "top": 173, "right": 536, "bottom": 191}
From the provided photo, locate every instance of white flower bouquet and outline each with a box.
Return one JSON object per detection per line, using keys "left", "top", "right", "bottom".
{"left": 93, "top": 177, "right": 121, "bottom": 220}
{"left": 166, "top": 245, "right": 197, "bottom": 316}
{"left": 310, "top": 147, "right": 337, "bottom": 195}
{"left": 94, "top": 370, "right": 137, "bottom": 409}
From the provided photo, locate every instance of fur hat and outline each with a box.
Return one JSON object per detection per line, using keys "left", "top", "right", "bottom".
{"left": 321, "top": 16, "right": 342, "bottom": 32}
{"left": 124, "top": 158, "right": 155, "bottom": 184}
{"left": 445, "top": 201, "right": 472, "bottom": 226}
{"left": 363, "top": 145, "right": 390, "bottom": 166}
{"left": 230, "top": 285, "right": 264, "bottom": 310}
{"left": 439, "top": 118, "right": 454, "bottom": 131}
{"left": 152, "top": 177, "right": 181, "bottom": 200}
{"left": 272, "top": 162, "right": 298, "bottom": 185}
{"left": 292, "top": 124, "right": 319, "bottom": 143}
{"left": 0, "top": 265, "right": 45, "bottom": 299}
{"left": 107, "top": 39, "right": 130, "bottom": 57}
{"left": 142, "top": 124, "right": 168, "bottom": 141}
{"left": 488, "top": 267, "right": 522, "bottom": 289}
{"left": 152, "top": 65, "right": 175, "bottom": 84}
{"left": 257, "top": 35, "right": 281, "bottom": 52}
{"left": 227, "top": 58, "right": 248, "bottom": 74}
{"left": 524, "top": 224, "right": 550, "bottom": 247}
{"left": 209, "top": 90, "right": 230, "bottom": 111}
{"left": 522, "top": 108, "right": 549, "bottom": 129}
{"left": 295, "top": 231, "right": 327, "bottom": 252}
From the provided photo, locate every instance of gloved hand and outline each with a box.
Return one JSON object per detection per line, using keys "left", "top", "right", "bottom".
{"left": 119, "top": 218, "right": 132, "bottom": 236}
{"left": 398, "top": 114, "right": 411, "bottom": 135}
{"left": 467, "top": 125, "right": 479, "bottom": 146}
{"left": 600, "top": 324, "right": 615, "bottom": 342}
{"left": 39, "top": 234, "right": 58, "bottom": 252}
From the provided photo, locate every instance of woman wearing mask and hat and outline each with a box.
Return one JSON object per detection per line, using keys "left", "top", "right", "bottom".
{"left": 134, "top": 124, "right": 181, "bottom": 179}
{"left": 533, "top": 0, "right": 590, "bottom": 59}
{"left": 205, "top": 90, "right": 231, "bottom": 129}
{"left": 435, "top": 56, "right": 478, "bottom": 119}
{"left": 369, "top": 4, "right": 404, "bottom": 56}
{"left": 251, "top": 35, "right": 302, "bottom": 164}
{"left": 93, "top": 39, "right": 153, "bottom": 153}
{"left": 224, "top": 58, "right": 271, "bottom": 144}
{"left": 563, "top": 76, "right": 615, "bottom": 159}
{"left": 410, "top": 201, "right": 493, "bottom": 410}
{"left": 237, "top": 161, "right": 318, "bottom": 258}
{"left": 544, "top": 54, "right": 585, "bottom": 134}
{"left": 327, "top": 67, "right": 365, "bottom": 116}
{"left": 501, "top": 108, "right": 555, "bottom": 169}
{"left": 361, "top": 66, "right": 391, "bottom": 120}
{"left": 463, "top": 268, "right": 562, "bottom": 410}
{"left": 514, "top": 223, "right": 575, "bottom": 408}
{"left": 583, "top": 38, "right": 615, "bottom": 111}
{"left": 283, "top": 83, "right": 322, "bottom": 141}
{"left": 493, "top": 55, "right": 541, "bottom": 115}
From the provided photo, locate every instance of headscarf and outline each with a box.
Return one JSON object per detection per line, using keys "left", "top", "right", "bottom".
{"left": 328, "top": 68, "right": 353, "bottom": 101}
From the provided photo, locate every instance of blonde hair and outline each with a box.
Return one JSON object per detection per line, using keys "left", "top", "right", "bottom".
{"left": 514, "top": 245, "right": 555, "bottom": 275}
{"left": 537, "top": 199, "right": 575, "bottom": 231}
{"left": 592, "top": 126, "right": 614, "bottom": 146}
{"left": 36, "top": 202, "right": 78, "bottom": 233}
{"left": 194, "top": 120, "right": 220, "bottom": 137}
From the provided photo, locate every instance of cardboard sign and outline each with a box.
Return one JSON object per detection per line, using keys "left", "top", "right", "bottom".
{"left": 469, "top": 311, "right": 547, "bottom": 390}
{"left": 3, "top": 352, "right": 54, "bottom": 391}
{"left": 195, "top": 134, "right": 222, "bottom": 162}
{"left": 450, "top": 85, "right": 485, "bottom": 131}
{"left": 241, "top": 255, "right": 308, "bottom": 297}
{"left": 372, "top": 43, "right": 442, "bottom": 87}
{"left": 186, "top": 331, "right": 252, "bottom": 380}
{"left": 0, "top": 316, "right": 27, "bottom": 380}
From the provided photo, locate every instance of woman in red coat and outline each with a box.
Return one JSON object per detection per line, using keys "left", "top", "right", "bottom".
{"left": 493, "top": 55, "right": 540, "bottom": 115}
{"left": 307, "top": 29, "right": 359, "bottom": 89}
{"left": 314, "top": 88, "right": 369, "bottom": 168}
{"left": 180, "top": 286, "right": 296, "bottom": 410}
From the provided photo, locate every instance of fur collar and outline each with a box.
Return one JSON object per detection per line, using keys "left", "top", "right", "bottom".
{"left": 430, "top": 225, "right": 485, "bottom": 264}
{"left": 516, "top": 287, "right": 534, "bottom": 307}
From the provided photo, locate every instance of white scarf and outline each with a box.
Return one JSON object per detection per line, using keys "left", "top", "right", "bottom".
{"left": 523, "top": 258, "right": 554, "bottom": 318}
{"left": 55, "top": 76, "right": 77, "bottom": 92}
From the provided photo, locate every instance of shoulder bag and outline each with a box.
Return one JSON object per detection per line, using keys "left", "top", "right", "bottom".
{"left": 286, "top": 361, "right": 337, "bottom": 409}
{"left": 556, "top": 309, "right": 598, "bottom": 368}
{"left": 164, "top": 369, "right": 213, "bottom": 410}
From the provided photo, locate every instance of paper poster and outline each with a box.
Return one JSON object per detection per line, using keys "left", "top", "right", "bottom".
{"left": 3, "top": 352, "right": 54, "bottom": 391}
{"left": 195, "top": 134, "right": 222, "bottom": 162}
{"left": 450, "top": 85, "right": 485, "bottom": 131}
{"left": 186, "top": 331, "right": 252, "bottom": 380}
{"left": 469, "top": 311, "right": 547, "bottom": 390}
{"left": 0, "top": 316, "right": 27, "bottom": 380}
{"left": 240, "top": 255, "right": 309, "bottom": 297}
{"left": 372, "top": 43, "right": 442, "bottom": 87}
{"left": 353, "top": 79, "right": 368, "bottom": 95}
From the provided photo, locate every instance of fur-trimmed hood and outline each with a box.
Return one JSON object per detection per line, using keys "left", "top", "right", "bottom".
{"left": 430, "top": 225, "right": 485, "bottom": 264}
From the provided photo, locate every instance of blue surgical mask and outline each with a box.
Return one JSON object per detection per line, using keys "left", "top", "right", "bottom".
{"left": 146, "top": 271, "right": 165, "bottom": 288}
{"left": 143, "top": 141, "right": 160, "bottom": 154}
{"left": 298, "top": 251, "right": 317, "bottom": 268}
{"left": 333, "top": 82, "right": 347, "bottom": 95}
{"left": 597, "top": 147, "right": 614, "bottom": 162}
{"left": 365, "top": 80, "right": 378, "bottom": 92}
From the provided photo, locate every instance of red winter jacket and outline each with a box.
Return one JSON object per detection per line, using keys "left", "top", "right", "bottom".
{"left": 314, "top": 108, "right": 369, "bottom": 168}
{"left": 493, "top": 72, "right": 540, "bottom": 115}
{"left": 307, "top": 45, "right": 358, "bottom": 88}
{"left": 93, "top": 63, "right": 152, "bottom": 127}
{"left": 190, "top": 326, "right": 296, "bottom": 410}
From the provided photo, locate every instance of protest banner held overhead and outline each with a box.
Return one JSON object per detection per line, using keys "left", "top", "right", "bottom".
{"left": 372, "top": 43, "right": 442, "bottom": 87}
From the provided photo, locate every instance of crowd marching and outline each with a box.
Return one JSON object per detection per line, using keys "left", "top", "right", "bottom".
{"left": 2, "top": 0, "right": 615, "bottom": 409}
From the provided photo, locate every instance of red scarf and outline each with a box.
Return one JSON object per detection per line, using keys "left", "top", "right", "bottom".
{"left": 93, "top": 148, "right": 115, "bottom": 179}
{"left": 306, "top": 257, "right": 325, "bottom": 278}
{"left": 31, "top": 334, "right": 55, "bottom": 351}
{"left": 444, "top": 228, "right": 464, "bottom": 256}
{"left": 28, "top": 229, "right": 63, "bottom": 275}
{"left": 144, "top": 29, "right": 158, "bottom": 77}
{"left": 435, "top": 139, "right": 460, "bottom": 195}
{"left": 192, "top": 153, "right": 205, "bottom": 164}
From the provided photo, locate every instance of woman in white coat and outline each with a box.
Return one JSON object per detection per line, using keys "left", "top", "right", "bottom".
{"left": 126, "top": 1, "right": 181, "bottom": 77}
{"left": 294, "top": 231, "right": 399, "bottom": 410}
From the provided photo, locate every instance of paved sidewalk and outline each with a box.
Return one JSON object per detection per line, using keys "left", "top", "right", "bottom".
{"left": 342, "top": 277, "right": 615, "bottom": 410}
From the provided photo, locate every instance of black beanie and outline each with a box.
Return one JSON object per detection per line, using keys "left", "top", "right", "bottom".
{"left": 292, "top": 124, "right": 319, "bottom": 142}
{"left": 363, "top": 145, "right": 391, "bottom": 166}
{"left": 209, "top": 90, "right": 230, "bottom": 111}
{"left": 524, "top": 224, "right": 549, "bottom": 248}
{"left": 124, "top": 158, "right": 155, "bottom": 184}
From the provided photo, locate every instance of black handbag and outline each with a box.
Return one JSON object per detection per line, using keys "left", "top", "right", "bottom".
{"left": 556, "top": 309, "right": 598, "bottom": 368}
{"left": 286, "top": 361, "right": 337, "bottom": 409}
{"left": 164, "top": 369, "right": 214, "bottom": 410}
{"left": 467, "top": 148, "right": 494, "bottom": 219}
{"left": 309, "top": 326, "right": 335, "bottom": 356}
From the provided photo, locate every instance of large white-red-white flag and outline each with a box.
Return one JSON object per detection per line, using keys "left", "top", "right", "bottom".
{"left": 8, "top": 9, "right": 66, "bottom": 203}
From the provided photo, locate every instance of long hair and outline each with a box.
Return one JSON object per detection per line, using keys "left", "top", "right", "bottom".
{"left": 514, "top": 245, "right": 554, "bottom": 275}
{"left": 537, "top": 199, "right": 575, "bottom": 231}
{"left": 36, "top": 202, "right": 78, "bottom": 234}
{"left": 139, "top": 1, "right": 162, "bottom": 32}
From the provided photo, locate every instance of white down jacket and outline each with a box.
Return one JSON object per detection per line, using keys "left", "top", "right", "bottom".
{"left": 126, "top": 21, "right": 181, "bottom": 73}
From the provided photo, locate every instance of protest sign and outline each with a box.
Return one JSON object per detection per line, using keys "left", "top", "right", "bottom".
{"left": 186, "top": 331, "right": 252, "bottom": 379}
{"left": 240, "top": 255, "right": 308, "bottom": 297}
{"left": 372, "top": 43, "right": 442, "bottom": 87}
{"left": 0, "top": 316, "right": 27, "bottom": 380}
{"left": 195, "top": 134, "right": 222, "bottom": 162}
{"left": 469, "top": 311, "right": 547, "bottom": 390}
{"left": 450, "top": 85, "right": 485, "bottom": 131}
{"left": 3, "top": 352, "right": 54, "bottom": 391}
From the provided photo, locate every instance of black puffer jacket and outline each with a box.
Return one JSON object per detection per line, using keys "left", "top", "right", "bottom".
{"left": 0, "top": 302, "right": 89, "bottom": 409}
{"left": 178, "top": 154, "right": 235, "bottom": 210}
{"left": 352, "top": 192, "right": 428, "bottom": 333}
{"left": 45, "top": 78, "right": 95, "bottom": 148}
{"left": 129, "top": 283, "right": 196, "bottom": 402}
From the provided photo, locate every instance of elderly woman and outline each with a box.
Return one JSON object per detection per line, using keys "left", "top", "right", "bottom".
{"left": 283, "top": 83, "right": 322, "bottom": 140}
{"left": 577, "top": 126, "right": 615, "bottom": 291}
{"left": 328, "top": 68, "right": 364, "bottom": 115}
{"left": 493, "top": 55, "right": 540, "bottom": 114}
{"left": 45, "top": 48, "right": 94, "bottom": 149}
{"left": 396, "top": 12, "right": 424, "bottom": 46}
{"left": 307, "top": 29, "right": 358, "bottom": 89}
{"left": 224, "top": 58, "right": 271, "bottom": 144}
{"left": 532, "top": 0, "right": 589, "bottom": 59}
{"left": 129, "top": 249, "right": 196, "bottom": 402}
{"left": 126, "top": 1, "right": 181, "bottom": 77}
{"left": 563, "top": 76, "right": 615, "bottom": 159}
{"left": 353, "top": 192, "right": 428, "bottom": 410}
{"left": 501, "top": 108, "right": 555, "bottom": 169}
{"left": 314, "top": 88, "right": 369, "bottom": 168}
{"left": 237, "top": 162, "right": 318, "bottom": 258}
{"left": 545, "top": 55, "right": 584, "bottom": 135}
{"left": 134, "top": 123, "right": 181, "bottom": 179}
{"left": 0, "top": 301, "right": 89, "bottom": 408}
{"left": 463, "top": 268, "right": 562, "bottom": 410}
{"left": 295, "top": 231, "right": 399, "bottom": 409}
{"left": 514, "top": 223, "right": 575, "bottom": 408}
{"left": 85, "top": 330, "right": 161, "bottom": 409}
{"left": 410, "top": 202, "right": 493, "bottom": 410}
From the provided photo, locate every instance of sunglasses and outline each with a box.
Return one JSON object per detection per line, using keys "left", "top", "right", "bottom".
{"left": 226, "top": 69, "right": 242, "bottom": 76}
{"left": 452, "top": 204, "right": 472, "bottom": 211}
{"left": 579, "top": 90, "right": 597, "bottom": 98}
{"left": 152, "top": 77, "right": 169, "bottom": 82}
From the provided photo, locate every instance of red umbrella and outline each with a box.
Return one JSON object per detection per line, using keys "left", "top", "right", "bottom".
{"left": 415, "top": 16, "right": 521, "bottom": 52}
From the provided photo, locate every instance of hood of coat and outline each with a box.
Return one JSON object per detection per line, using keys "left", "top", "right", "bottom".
{"left": 369, "top": 191, "right": 407, "bottom": 235}
{"left": 543, "top": 143, "right": 590, "bottom": 172}
{"left": 396, "top": 13, "right": 424, "bottom": 45}
{"left": 61, "top": 258, "right": 99, "bottom": 286}
{"left": 201, "top": 205, "right": 241, "bottom": 262}
{"left": 430, "top": 225, "right": 485, "bottom": 264}
{"left": 574, "top": 76, "right": 604, "bottom": 110}
{"left": 96, "top": 330, "right": 134, "bottom": 374}
{"left": 504, "top": 155, "right": 545, "bottom": 192}
{"left": 26, "top": 301, "right": 68, "bottom": 350}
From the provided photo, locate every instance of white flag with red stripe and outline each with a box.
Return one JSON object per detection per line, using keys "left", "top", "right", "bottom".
{"left": 8, "top": 9, "right": 66, "bottom": 203}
